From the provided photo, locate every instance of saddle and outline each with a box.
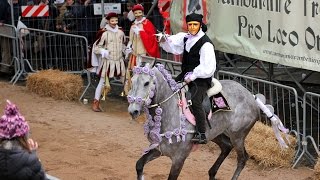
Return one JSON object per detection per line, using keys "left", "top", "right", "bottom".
{"left": 185, "top": 78, "right": 230, "bottom": 114}
{"left": 182, "top": 78, "right": 231, "bottom": 127}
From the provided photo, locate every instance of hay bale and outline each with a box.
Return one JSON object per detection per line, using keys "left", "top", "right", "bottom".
{"left": 245, "top": 121, "right": 296, "bottom": 167}
{"left": 26, "top": 69, "right": 83, "bottom": 101}
{"left": 315, "top": 158, "right": 320, "bottom": 178}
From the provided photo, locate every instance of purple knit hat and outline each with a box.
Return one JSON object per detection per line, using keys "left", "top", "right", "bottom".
{"left": 0, "top": 100, "right": 29, "bottom": 139}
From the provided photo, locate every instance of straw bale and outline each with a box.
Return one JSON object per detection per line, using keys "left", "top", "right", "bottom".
{"left": 245, "top": 121, "right": 296, "bottom": 168}
{"left": 315, "top": 158, "right": 320, "bottom": 179}
{"left": 26, "top": 69, "right": 83, "bottom": 101}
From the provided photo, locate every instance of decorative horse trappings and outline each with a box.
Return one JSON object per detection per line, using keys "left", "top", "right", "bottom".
{"left": 127, "top": 63, "right": 289, "bottom": 180}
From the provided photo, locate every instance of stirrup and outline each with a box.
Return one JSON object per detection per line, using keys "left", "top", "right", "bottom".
{"left": 191, "top": 133, "right": 207, "bottom": 144}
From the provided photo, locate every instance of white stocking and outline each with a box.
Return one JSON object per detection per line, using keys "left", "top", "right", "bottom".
{"left": 94, "top": 77, "right": 105, "bottom": 100}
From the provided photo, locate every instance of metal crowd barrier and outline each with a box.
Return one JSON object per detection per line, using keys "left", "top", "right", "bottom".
{"left": 12, "top": 27, "right": 90, "bottom": 101}
{"left": 141, "top": 57, "right": 301, "bottom": 151}
{"left": 217, "top": 70, "right": 305, "bottom": 167}
{"left": 0, "top": 24, "right": 20, "bottom": 82}
{"left": 293, "top": 92, "right": 320, "bottom": 168}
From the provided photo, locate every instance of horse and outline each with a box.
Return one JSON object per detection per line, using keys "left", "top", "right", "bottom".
{"left": 127, "top": 63, "right": 288, "bottom": 180}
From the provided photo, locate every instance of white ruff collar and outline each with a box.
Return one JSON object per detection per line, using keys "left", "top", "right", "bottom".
{"left": 105, "top": 24, "right": 119, "bottom": 33}
{"left": 134, "top": 17, "right": 146, "bottom": 25}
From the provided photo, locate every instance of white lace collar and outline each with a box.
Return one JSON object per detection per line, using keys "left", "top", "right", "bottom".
{"left": 134, "top": 17, "right": 146, "bottom": 25}
{"left": 105, "top": 24, "right": 119, "bottom": 33}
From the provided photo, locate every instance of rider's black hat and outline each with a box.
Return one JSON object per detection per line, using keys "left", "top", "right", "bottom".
{"left": 186, "top": 12, "right": 203, "bottom": 23}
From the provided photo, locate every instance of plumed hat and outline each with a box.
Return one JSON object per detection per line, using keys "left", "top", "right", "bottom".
{"left": 186, "top": 12, "right": 203, "bottom": 23}
{"left": 132, "top": 4, "right": 144, "bottom": 12}
{"left": 0, "top": 100, "right": 29, "bottom": 139}
{"left": 106, "top": 12, "right": 118, "bottom": 20}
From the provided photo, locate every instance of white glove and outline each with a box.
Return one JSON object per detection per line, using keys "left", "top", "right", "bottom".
{"left": 132, "top": 25, "right": 141, "bottom": 35}
{"left": 101, "top": 49, "right": 109, "bottom": 58}
{"left": 124, "top": 47, "right": 132, "bottom": 59}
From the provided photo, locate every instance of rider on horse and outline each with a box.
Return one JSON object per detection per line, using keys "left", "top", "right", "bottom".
{"left": 159, "top": 12, "right": 217, "bottom": 144}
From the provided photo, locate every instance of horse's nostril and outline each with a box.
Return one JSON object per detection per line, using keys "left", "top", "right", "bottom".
{"left": 133, "top": 110, "right": 139, "bottom": 116}
{"left": 130, "top": 110, "right": 139, "bottom": 118}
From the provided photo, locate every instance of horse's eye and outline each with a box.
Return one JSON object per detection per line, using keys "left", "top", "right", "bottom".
{"left": 144, "top": 82, "right": 149, "bottom": 86}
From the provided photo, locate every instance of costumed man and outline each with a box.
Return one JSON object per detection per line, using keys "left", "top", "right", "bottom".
{"left": 91, "top": 12, "right": 126, "bottom": 112}
{"left": 159, "top": 12, "right": 216, "bottom": 144}
{"left": 124, "top": 4, "right": 160, "bottom": 95}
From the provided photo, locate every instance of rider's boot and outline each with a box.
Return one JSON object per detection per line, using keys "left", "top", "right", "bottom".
{"left": 191, "top": 132, "right": 207, "bottom": 144}
{"left": 92, "top": 99, "right": 102, "bottom": 112}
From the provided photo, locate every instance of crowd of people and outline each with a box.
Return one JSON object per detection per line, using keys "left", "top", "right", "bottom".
{"left": 0, "top": 0, "right": 164, "bottom": 74}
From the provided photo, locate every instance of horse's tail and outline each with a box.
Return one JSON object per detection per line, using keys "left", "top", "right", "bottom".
{"left": 254, "top": 94, "right": 290, "bottom": 149}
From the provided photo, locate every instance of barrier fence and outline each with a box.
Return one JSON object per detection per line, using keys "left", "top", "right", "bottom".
{"left": 0, "top": 24, "right": 20, "bottom": 81}
{"left": 293, "top": 92, "right": 320, "bottom": 167}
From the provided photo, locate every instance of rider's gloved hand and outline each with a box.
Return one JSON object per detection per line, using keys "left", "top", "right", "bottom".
{"left": 184, "top": 72, "right": 193, "bottom": 84}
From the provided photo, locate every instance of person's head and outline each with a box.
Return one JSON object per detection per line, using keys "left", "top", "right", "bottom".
{"left": 66, "top": 0, "right": 74, "bottom": 6}
{"left": 126, "top": 2, "right": 134, "bottom": 11}
{"left": 132, "top": 4, "right": 144, "bottom": 21}
{"left": 0, "top": 100, "right": 30, "bottom": 151}
{"left": 106, "top": 12, "right": 118, "bottom": 28}
{"left": 186, "top": 12, "right": 207, "bottom": 35}
{"left": 123, "top": 11, "right": 128, "bottom": 18}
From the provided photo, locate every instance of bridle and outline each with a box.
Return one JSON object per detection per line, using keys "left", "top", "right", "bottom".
{"left": 127, "top": 64, "right": 193, "bottom": 155}
{"left": 127, "top": 64, "right": 185, "bottom": 108}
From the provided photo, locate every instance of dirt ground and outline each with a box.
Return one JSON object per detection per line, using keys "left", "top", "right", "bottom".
{"left": 0, "top": 81, "right": 316, "bottom": 180}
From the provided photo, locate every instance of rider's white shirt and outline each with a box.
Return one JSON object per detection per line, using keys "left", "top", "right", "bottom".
{"left": 160, "top": 30, "right": 216, "bottom": 81}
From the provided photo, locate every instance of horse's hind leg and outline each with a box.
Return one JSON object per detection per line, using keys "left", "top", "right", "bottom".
{"left": 231, "top": 137, "right": 249, "bottom": 180}
{"left": 136, "top": 149, "right": 161, "bottom": 180}
{"left": 209, "top": 134, "right": 233, "bottom": 180}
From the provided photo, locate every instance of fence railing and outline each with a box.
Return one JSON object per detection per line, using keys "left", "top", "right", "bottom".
{"left": 0, "top": 24, "right": 20, "bottom": 82}
{"left": 293, "top": 92, "right": 320, "bottom": 167}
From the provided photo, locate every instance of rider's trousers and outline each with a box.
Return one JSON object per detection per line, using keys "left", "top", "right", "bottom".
{"left": 189, "top": 83, "right": 209, "bottom": 133}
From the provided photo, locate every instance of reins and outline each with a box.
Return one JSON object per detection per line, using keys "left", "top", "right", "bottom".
{"left": 148, "top": 82, "right": 188, "bottom": 108}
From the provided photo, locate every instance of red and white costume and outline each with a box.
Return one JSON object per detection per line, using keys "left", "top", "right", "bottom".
{"left": 126, "top": 6, "right": 160, "bottom": 69}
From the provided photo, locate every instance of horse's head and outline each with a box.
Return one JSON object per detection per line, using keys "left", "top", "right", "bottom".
{"left": 127, "top": 63, "right": 156, "bottom": 119}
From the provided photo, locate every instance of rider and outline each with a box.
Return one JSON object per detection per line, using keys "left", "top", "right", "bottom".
{"left": 159, "top": 12, "right": 216, "bottom": 144}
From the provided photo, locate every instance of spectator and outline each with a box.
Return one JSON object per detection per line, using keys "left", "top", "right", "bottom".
{"left": 0, "top": 0, "right": 12, "bottom": 74}
{"left": 56, "top": 0, "right": 82, "bottom": 33}
{"left": 0, "top": 100, "right": 49, "bottom": 179}
{"left": 126, "top": 2, "right": 135, "bottom": 21}
{"left": 79, "top": 0, "right": 96, "bottom": 44}
{"left": 118, "top": 11, "right": 132, "bottom": 37}
{"left": 91, "top": 12, "right": 126, "bottom": 112}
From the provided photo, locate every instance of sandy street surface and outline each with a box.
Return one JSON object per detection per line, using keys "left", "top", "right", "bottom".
{"left": 0, "top": 81, "right": 316, "bottom": 180}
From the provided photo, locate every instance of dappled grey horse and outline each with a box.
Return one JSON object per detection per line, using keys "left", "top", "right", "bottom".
{"left": 127, "top": 63, "right": 288, "bottom": 180}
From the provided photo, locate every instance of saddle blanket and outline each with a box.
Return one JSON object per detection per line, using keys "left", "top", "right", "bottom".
{"left": 211, "top": 92, "right": 231, "bottom": 114}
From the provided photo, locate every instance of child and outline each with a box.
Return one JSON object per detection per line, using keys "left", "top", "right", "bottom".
{"left": 0, "top": 100, "right": 49, "bottom": 179}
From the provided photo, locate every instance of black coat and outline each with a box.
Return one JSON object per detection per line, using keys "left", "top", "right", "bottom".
{"left": 0, "top": 0, "right": 11, "bottom": 24}
{"left": 0, "top": 148, "right": 47, "bottom": 180}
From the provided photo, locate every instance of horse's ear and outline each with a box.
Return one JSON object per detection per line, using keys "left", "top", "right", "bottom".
{"left": 140, "top": 55, "right": 156, "bottom": 67}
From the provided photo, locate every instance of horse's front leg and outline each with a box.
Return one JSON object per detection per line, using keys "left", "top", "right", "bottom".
{"left": 136, "top": 148, "right": 161, "bottom": 180}
{"left": 168, "top": 155, "right": 188, "bottom": 180}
